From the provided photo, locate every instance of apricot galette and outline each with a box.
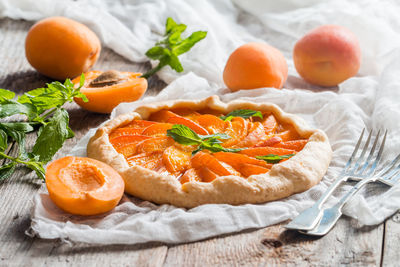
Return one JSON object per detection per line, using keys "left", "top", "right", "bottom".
{"left": 87, "top": 96, "right": 332, "bottom": 208}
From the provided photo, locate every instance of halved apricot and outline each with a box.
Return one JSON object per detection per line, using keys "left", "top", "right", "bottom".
{"left": 239, "top": 147, "right": 296, "bottom": 157}
{"left": 167, "top": 116, "right": 209, "bottom": 135}
{"left": 213, "top": 152, "right": 268, "bottom": 170}
{"left": 73, "top": 70, "right": 147, "bottom": 114}
{"left": 162, "top": 146, "right": 191, "bottom": 173}
{"left": 237, "top": 163, "right": 271, "bottom": 177}
{"left": 141, "top": 123, "right": 173, "bottom": 136}
{"left": 136, "top": 136, "right": 174, "bottom": 153}
{"left": 274, "top": 139, "right": 308, "bottom": 151}
{"left": 46, "top": 156, "right": 124, "bottom": 216}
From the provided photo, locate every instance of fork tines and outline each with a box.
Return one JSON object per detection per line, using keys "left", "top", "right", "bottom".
{"left": 345, "top": 129, "right": 387, "bottom": 179}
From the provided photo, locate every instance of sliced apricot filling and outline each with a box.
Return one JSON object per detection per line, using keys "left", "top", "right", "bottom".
{"left": 108, "top": 108, "right": 309, "bottom": 183}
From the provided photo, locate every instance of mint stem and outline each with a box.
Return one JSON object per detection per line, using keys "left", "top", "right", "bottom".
{"left": 141, "top": 63, "right": 165, "bottom": 79}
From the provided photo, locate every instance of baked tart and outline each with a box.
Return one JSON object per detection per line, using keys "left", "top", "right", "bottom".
{"left": 87, "top": 96, "right": 332, "bottom": 208}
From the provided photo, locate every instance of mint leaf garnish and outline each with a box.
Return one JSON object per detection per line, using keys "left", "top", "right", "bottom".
{"left": 256, "top": 154, "right": 295, "bottom": 164}
{"left": 220, "top": 109, "right": 263, "bottom": 121}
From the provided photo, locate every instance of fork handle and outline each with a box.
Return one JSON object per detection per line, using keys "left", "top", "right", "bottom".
{"left": 306, "top": 176, "right": 376, "bottom": 235}
{"left": 285, "top": 175, "right": 348, "bottom": 231}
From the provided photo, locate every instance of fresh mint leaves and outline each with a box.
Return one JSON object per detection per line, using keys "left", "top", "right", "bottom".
{"left": 166, "top": 124, "right": 243, "bottom": 155}
{"left": 0, "top": 74, "right": 87, "bottom": 181}
{"left": 220, "top": 109, "right": 263, "bottom": 121}
{"left": 256, "top": 154, "right": 295, "bottom": 164}
{"left": 141, "top": 17, "right": 207, "bottom": 79}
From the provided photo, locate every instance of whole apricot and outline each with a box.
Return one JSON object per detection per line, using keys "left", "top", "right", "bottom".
{"left": 25, "top": 16, "right": 101, "bottom": 80}
{"left": 293, "top": 25, "right": 361, "bottom": 87}
{"left": 223, "top": 42, "right": 288, "bottom": 91}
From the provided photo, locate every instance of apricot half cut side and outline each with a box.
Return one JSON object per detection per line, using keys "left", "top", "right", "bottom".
{"left": 73, "top": 70, "right": 147, "bottom": 114}
{"left": 46, "top": 156, "right": 124, "bottom": 216}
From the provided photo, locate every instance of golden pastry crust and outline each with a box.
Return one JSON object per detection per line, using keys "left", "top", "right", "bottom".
{"left": 87, "top": 96, "right": 332, "bottom": 208}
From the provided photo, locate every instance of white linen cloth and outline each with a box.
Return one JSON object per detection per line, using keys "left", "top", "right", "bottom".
{"left": 1, "top": 0, "right": 400, "bottom": 244}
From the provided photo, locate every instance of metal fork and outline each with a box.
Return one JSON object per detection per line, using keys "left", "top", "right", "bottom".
{"left": 285, "top": 129, "right": 386, "bottom": 231}
{"left": 304, "top": 150, "right": 400, "bottom": 236}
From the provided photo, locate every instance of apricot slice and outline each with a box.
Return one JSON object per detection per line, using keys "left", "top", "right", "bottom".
{"left": 197, "top": 166, "right": 219, "bottom": 182}
{"left": 222, "top": 117, "right": 248, "bottom": 147}
{"left": 109, "top": 128, "right": 144, "bottom": 139}
{"left": 274, "top": 140, "right": 308, "bottom": 152}
{"left": 275, "top": 127, "right": 301, "bottom": 141}
{"left": 148, "top": 110, "right": 179, "bottom": 122}
{"left": 255, "top": 136, "right": 282, "bottom": 147}
{"left": 46, "top": 156, "right": 124, "bottom": 216}
{"left": 191, "top": 151, "right": 233, "bottom": 176}
{"left": 237, "top": 163, "right": 271, "bottom": 177}
{"left": 262, "top": 114, "right": 278, "bottom": 134}
{"left": 126, "top": 152, "right": 163, "bottom": 169}
{"left": 136, "top": 136, "right": 175, "bottom": 153}
{"left": 162, "top": 146, "right": 191, "bottom": 174}
{"left": 194, "top": 114, "right": 226, "bottom": 134}
{"left": 73, "top": 70, "right": 147, "bottom": 114}
{"left": 167, "top": 116, "right": 209, "bottom": 135}
{"left": 180, "top": 168, "right": 201, "bottom": 184}
{"left": 124, "top": 120, "right": 157, "bottom": 129}
{"left": 239, "top": 147, "right": 296, "bottom": 157}
{"left": 110, "top": 135, "right": 151, "bottom": 149}
{"left": 213, "top": 152, "right": 268, "bottom": 170}
{"left": 236, "top": 122, "right": 267, "bottom": 148}
{"left": 141, "top": 123, "right": 173, "bottom": 136}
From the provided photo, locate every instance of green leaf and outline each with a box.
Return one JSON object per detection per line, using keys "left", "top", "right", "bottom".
{"left": 0, "top": 122, "right": 34, "bottom": 133}
{"left": 142, "top": 17, "right": 207, "bottom": 79}
{"left": 0, "top": 89, "right": 15, "bottom": 102}
{"left": 79, "top": 73, "right": 85, "bottom": 88}
{"left": 32, "top": 108, "right": 72, "bottom": 162}
{"left": 145, "top": 46, "right": 166, "bottom": 60}
{"left": 220, "top": 109, "right": 263, "bottom": 121}
{"left": 256, "top": 154, "right": 295, "bottom": 164}
{"left": 0, "top": 163, "right": 16, "bottom": 181}
{"left": 172, "top": 31, "right": 207, "bottom": 56}
{"left": 167, "top": 124, "right": 202, "bottom": 145}
{"left": 199, "top": 133, "right": 231, "bottom": 140}
{"left": 165, "top": 17, "right": 186, "bottom": 35}
{"left": 0, "top": 122, "right": 34, "bottom": 159}
{"left": 24, "top": 159, "right": 45, "bottom": 181}
{"left": 168, "top": 54, "right": 184, "bottom": 72}
{"left": 0, "top": 129, "right": 8, "bottom": 151}
{"left": 0, "top": 100, "right": 37, "bottom": 119}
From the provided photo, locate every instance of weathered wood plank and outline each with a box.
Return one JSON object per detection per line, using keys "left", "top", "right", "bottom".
{"left": 0, "top": 18, "right": 168, "bottom": 266}
{"left": 163, "top": 218, "right": 383, "bottom": 267}
{"left": 382, "top": 212, "right": 400, "bottom": 266}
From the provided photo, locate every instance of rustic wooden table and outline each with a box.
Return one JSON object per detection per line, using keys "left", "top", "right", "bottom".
{"left": 0, "top": 18, "right": 398, "bottom": 267}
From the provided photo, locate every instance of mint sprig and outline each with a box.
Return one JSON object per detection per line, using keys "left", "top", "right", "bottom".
{"left": 220, "top": 109, "right": 263, "bottom": 121}
{"left": 0, "top": 74, "right": 87, "bottom": 181}
{"left": 141, "top": 17, "right": 207, "bottom": 79}
{"left": 166, "top": 124, "right": 243, "bottom": 155}
{"left": 256, "top": 154, "right": 295, "bottom": 164}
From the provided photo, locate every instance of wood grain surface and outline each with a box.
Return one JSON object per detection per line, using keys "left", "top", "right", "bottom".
{"left": 0, "top": 18, "right": 397, "bottom": 267}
